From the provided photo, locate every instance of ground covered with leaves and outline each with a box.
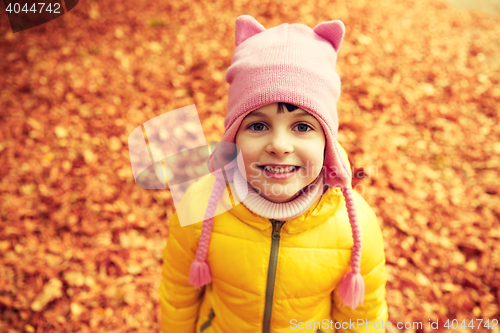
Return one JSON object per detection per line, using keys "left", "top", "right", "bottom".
{"left": 0, "top": 0, "right": 499, "bottom": 332}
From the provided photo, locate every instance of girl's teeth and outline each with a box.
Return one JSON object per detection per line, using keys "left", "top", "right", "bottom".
{"left": 264, "top": 166, "right": 296, "bottom": 173}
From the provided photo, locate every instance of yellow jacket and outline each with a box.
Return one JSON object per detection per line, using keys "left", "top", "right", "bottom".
{"left": 160, "top": 144, "right": 387, "bottom": 333}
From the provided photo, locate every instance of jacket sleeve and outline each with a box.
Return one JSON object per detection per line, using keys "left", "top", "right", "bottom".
{"left": 332, "top": 195, "right": 388, "bottom": 333}
{"left": 159, "top": 210, "right": 204, "bottom": 333}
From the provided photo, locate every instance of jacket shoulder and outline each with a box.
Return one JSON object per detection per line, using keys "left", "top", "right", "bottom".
{"left": 173, "top": 174, "right": 233, "bottom": 228}
{"left": 174, "top": 173, "right": 216, "bottom": 227}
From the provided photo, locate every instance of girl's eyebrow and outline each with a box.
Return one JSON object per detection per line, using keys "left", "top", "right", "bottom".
{"left": 246, "top": 111, "right": 312, "bottom": 119}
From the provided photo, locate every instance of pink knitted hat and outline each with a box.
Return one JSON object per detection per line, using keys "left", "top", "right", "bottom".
{"left": 188, "top": 15, "right": 364, "bottom": 310}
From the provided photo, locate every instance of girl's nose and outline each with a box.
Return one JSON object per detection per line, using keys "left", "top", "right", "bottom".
{"left": 265, "top": 131, "right": 294, "bottom": 156}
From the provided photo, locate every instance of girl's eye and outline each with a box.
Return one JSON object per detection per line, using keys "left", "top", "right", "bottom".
{"left": 294, "top": 123, "right": 313, "bottom": 132}
{"left": 249, "top": 123, "right": 268, "bottom": 131}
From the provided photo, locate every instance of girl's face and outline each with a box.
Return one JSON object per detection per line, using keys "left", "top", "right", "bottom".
{"left": 235, "top": 103, "right": 326, "bottom": 203}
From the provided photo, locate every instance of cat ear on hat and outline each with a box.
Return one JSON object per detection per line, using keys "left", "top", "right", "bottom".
{"left": 235, "top": 15, "right": 266, "bottom": 46}
{"left": 313, "top": 20, "right": 346, "bottom": 52}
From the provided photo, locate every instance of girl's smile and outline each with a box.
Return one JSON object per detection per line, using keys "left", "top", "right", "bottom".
{"left": 261, "top": 165, "right": 299, "bottom": 179}
{"left": 235, "top": 103, "right": 326, "bottom": 203}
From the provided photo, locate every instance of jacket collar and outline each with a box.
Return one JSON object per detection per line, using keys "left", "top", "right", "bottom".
{"left": 220, "top": 177, "right": 343, "bottom": 234}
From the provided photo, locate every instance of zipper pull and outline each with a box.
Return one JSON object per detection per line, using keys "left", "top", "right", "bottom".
{"left": 270, "top": 219, "right": 285, "bottom": 239}
{"left": 208, "top": 308, "right": 215, "bottom": 320}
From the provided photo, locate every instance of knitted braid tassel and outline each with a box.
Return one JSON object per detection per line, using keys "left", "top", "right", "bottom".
{"left": 188, "top": 176, "right": 226, "bottom": 289}
{"left": 336, "top": 186, "right": 365, "bottom": 310}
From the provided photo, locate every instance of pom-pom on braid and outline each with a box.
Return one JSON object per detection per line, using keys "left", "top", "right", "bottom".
{"left": 188, "top": 176, "right": 227, "bottom": 289}
{"left": 336, "top": 186, "right": 365, "bottom": 310}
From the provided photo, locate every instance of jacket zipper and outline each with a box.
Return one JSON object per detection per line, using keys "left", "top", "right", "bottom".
{"left": 262, "top": 219, "right": 286, "bottom": 333}
{"left": 200, "top": 308, "right": 215, "bottom": 332}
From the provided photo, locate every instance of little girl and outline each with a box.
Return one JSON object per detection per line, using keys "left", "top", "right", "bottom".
{"left": 160, "top": 15, "right": 387, "bottom": 333}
